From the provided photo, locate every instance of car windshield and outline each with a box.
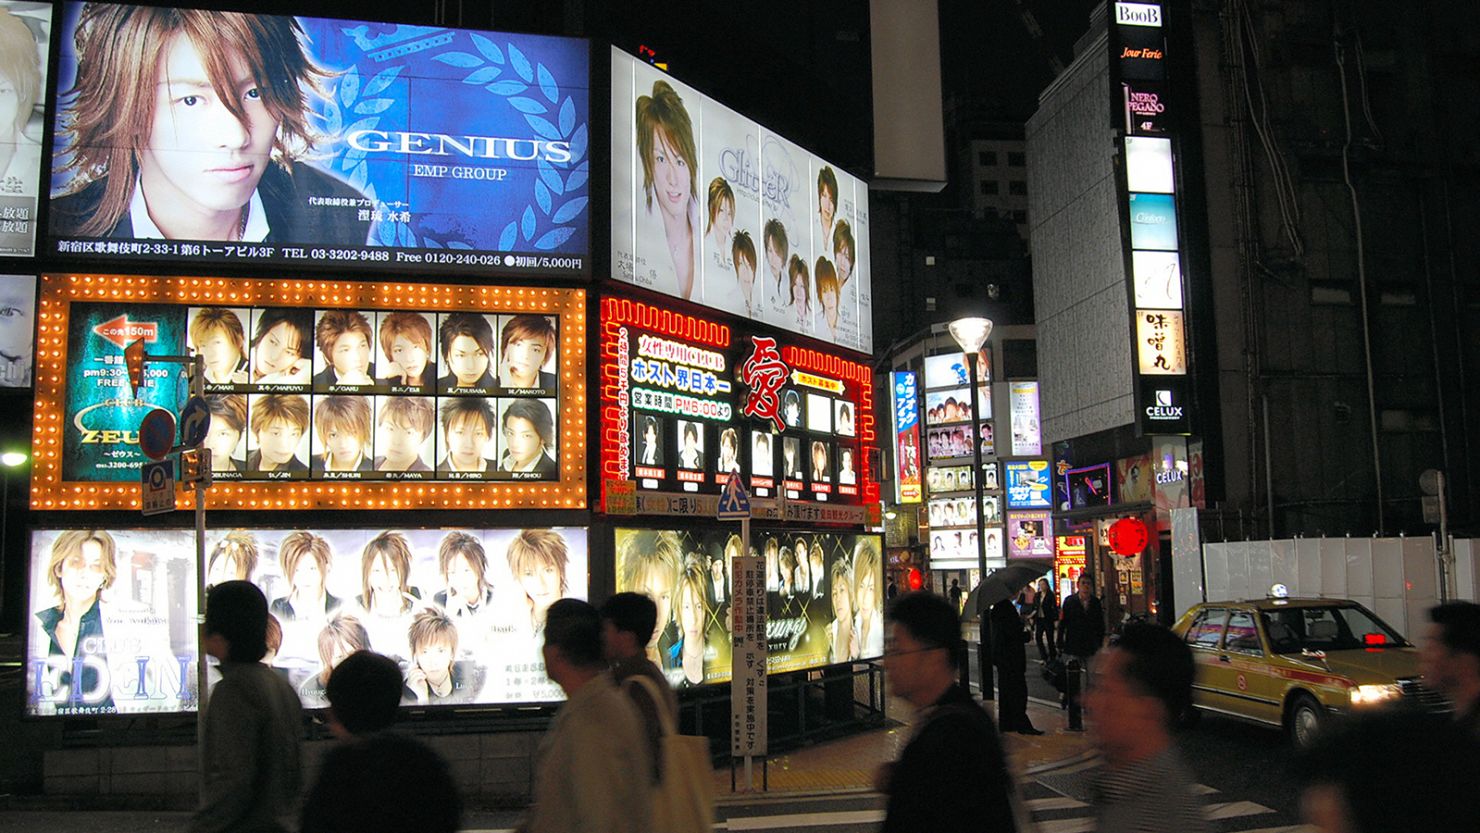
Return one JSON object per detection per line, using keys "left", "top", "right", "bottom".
{"left": 1261, "top": 605, "right": 1408, "bottom": 654}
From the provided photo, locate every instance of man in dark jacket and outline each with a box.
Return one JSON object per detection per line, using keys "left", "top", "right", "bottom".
{"left": 991, "top": 598, "right": 1041, "bottom": 734}
{"left": 1059, "top": 574, "right": 1106, "bottom": 716}
{"left": 880, "top": 592, "right": 1018, "bottom": 833}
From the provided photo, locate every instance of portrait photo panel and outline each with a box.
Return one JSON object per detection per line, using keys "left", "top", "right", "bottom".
{"left": 375, "top": 311, "right": 436, "bottom": 393}
{"left": 311, "top": 309, "right": 377, "bottom": 391}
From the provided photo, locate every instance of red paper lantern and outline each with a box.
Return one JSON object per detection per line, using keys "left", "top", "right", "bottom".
{"left": 1107, "top": 517, "right": 1149, "bottom": 556}
{"left": 907, "top": 567, "right": 924, "bottom": 591}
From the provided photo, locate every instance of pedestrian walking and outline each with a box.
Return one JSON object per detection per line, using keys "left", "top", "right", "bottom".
{"left": 1419, "top": 601, "right": 1480, "bottom": 741}
{"left": 192, "top": 581, "right": 303, "bottom": 833}
{"left": 1058, "top": 573, "right": 1105, "bottom": 714}
{"left": 523, "top": 599, "right": 652, "bottom": 833}
{"left": 601, "top": 592, "right": 681, "bottom": 785}
{"left": 887, "top": 579, "right": 899, "bottom": 601}
{"left": 1032, "top": 578, "right": 1058, "bottom": 662}
{"left": 879, "top": 592, "right": 1019, "bottom": 833}
{"left": 948, "top": 578, "right": 962, "bottom": 613}
{"left": 1083, "top": 621, "right": 1209, "bottom": 833}
{"left": 300, "top": 651, "right": 461, "bottom": 833}
{"left": 990, "top": 598, "right": 1041, "bottom": 735}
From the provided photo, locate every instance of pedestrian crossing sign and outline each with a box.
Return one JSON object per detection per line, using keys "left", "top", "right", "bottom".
{"left": 718, "top": 471, "right": 751, "bottom": 519}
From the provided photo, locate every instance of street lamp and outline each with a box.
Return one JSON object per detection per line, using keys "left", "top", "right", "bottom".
{"left": 948, "top": 317, "right": 993, "bottom": 701}
{"left": 1, "top": 450, "right": 30, "bottom": 620}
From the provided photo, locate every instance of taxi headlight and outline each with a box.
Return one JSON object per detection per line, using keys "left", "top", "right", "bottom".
{"left": 1349, "top": 684, "right": 1401, "bottom": 706}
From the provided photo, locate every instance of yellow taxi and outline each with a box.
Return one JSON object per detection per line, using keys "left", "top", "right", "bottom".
{"left": 1171, "top": 587, "right": 1448, "bottom": 746}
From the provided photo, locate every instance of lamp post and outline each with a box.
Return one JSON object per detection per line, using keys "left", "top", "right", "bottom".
{"left": 948, "top": 317, "right": 993, "bottom": 701}
{"left": 1, "top": 450, "right": 29, "bottom": 621}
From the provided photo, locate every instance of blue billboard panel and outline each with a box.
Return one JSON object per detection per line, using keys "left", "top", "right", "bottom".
{"left": 48, "top": 3, "right": 590, "bottom": 275}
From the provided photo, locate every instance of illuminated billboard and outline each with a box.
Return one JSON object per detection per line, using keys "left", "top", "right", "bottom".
{"left": 890, "top": 372, "right": 921, "bottom": 503}
{"left": 599, "top": 296, "right": 877, "bottom": 523}
{"left": 613, "top": 527, "right": 883, "bottom": 686}
{"left": 0, "top": 3, "right": 50, "bottom": 257}
{"left": 0, "top": 273, "right": 34, "bottom": 386}
{"left": 1135, "top": 309, "right": 1187, "bottom": 375}
{"left": 610, "top": 48, "right": 871, "bottom": 353}
{"left": 25, "top": 525, "right": 588, "bottom": 716}
{"left": 33, "top": 274, "right": 587, "bottom": 511}
{"left": 1004, "top": 460, "right": 1052, "bottom": 509}
{"left": 48, "top": 3, "right": 590, "bottom": 275}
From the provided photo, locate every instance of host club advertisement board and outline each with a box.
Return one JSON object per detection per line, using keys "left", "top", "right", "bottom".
{"left": 32, "top": 274, "right": 587, "bottom": 511}
{"left": 599, "top": 296, "right": 877, "bottom": 524}
{"left": 26, "top": 526, "right": 588, "bottom": 716}
{"left": 614, "top": 527, "right": 883, "bottom": 687}
{"left": 47, "top": 3, "right": 590, "bottom": 275}
{"left": 609, "top": 47, "right": 871, "bottom": 354}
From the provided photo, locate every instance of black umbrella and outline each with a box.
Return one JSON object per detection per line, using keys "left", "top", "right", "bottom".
{"left": 962, "top": 558, "right": 1053, "bottom": 617}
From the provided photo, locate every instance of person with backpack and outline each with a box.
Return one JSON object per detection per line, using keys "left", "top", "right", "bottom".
{"left": 601, "top": 592, "right": 712, "bottom": 833}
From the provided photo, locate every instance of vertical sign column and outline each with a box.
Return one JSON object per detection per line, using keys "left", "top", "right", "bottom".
{"left": 730, "top": 555, "right": 768, "bottom": 758}
{"left": 1111, "top": 2, "right": 1194, "bottom": 436}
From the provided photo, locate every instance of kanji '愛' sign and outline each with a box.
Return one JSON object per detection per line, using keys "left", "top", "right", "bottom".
{"left": 740, "top": 336, "right": 789, "bottom": 431}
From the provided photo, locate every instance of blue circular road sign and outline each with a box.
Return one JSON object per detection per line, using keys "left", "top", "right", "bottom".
{"left": 179, "top": 396, "right": 212, "bottom": 448}
{"left": 139, "top": 409, "right": 176, "bottom": 461}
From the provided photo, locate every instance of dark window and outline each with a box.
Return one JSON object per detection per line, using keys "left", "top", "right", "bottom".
{"left": 1310, "top": 281, "right": 1355, "bottom": 305}
{"left": 1002, "top": 339, "right": 1037, "bottom": 378}
{"left": 978, "top": 150, "right": 998, "bottom": 166}
{"left": 1008, "top": 180, "right": 1028, "bottom": 196}
{"left": 980, "top": 180, "right": 1000, "bottom": 195}
{"left": 1011, "top": 210, "right": 1028, "bottom": 224}
{"left": 1380, "top": 410, "right": 1439, "bottom": 432}
{"left": 1007, "top": 151, "right": 1026, "bottom": 166}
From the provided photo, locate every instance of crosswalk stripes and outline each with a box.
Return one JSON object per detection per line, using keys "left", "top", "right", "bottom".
{"left": 1023, "top": 776, "right": 1316, "bottom": 833}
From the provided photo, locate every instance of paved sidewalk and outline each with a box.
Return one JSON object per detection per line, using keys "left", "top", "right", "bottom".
{"left": 718, "top": 694, "right": 1091, "bottom": 795}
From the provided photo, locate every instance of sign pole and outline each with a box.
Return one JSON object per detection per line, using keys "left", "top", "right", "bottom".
{"left": 741, "top": 511, "right": 751, "bottom": 789}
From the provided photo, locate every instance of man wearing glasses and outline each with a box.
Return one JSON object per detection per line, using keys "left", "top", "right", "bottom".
{"left": 877, "top": 592, "right": 1019, "bottom": 833}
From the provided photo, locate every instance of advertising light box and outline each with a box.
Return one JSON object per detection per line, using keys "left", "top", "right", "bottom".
{"left": 1132, "top": 250, "right": 1183, "bottom": 309}
{"left": 600, "top": 296, "right": 877, "bottom": 521}
{"left": 1124, "top": 137, "right": 1174, "bottom": 193}
{"left": 0, "top": 3, "right": 50, "bottom": 257}
{"left": 613, "top": 527, "right": 884, "bottom": 686}
{"left": 1136, "top": 309, "right": 1187, "bottom": 375}
{"left": 0, "top": 273, "right": 34, "bottom": 386}
{"left": 48, "top": 3, "right": 590, "bottom": 275}
{"left": 609, "top": 48, "right": 871, "bottom": 354}
{"left": 25, "top": 525, "right": 589, "bottom": 715}
{"left": 1005, "top": 460, "right": 1052, "bottom": 509}
{"left": 33, "top": 274, "right": 587, "bottom": 511}
{"left": 927, "top": 526, "right": 1003, "bottom": 570}
{"left": 1128, "top": 192, "right": 1178, "bottom": 250}
{"left": 1007, "top": 511, "right": 1053, "bottom": 559}
{"left": 890, "top": 372, "right": 921, "bottom": 504}
{"left": 1009, "top": 381, "right": 1041, "bottom": 456}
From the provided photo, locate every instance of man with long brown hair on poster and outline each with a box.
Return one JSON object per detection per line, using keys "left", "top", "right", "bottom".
{"left": 51, "top": 5, "right": 370, "bottom": 244}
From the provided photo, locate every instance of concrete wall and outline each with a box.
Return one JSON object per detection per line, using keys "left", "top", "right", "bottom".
{"left": 1026, "top": 31, "right": 1135, "bottom": 444}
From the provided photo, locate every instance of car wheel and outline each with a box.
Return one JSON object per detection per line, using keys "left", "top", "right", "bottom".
{"left": 1287, "top": 694, "right": 1323, "bottom": 747}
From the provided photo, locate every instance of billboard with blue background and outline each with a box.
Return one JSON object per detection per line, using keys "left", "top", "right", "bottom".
{"left": 48, "top": 3, "right": 589, "bottom": 275}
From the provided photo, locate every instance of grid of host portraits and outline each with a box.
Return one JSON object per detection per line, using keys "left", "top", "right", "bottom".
{"left": 164, "top": 306, "right": 560, "bottom": 481}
